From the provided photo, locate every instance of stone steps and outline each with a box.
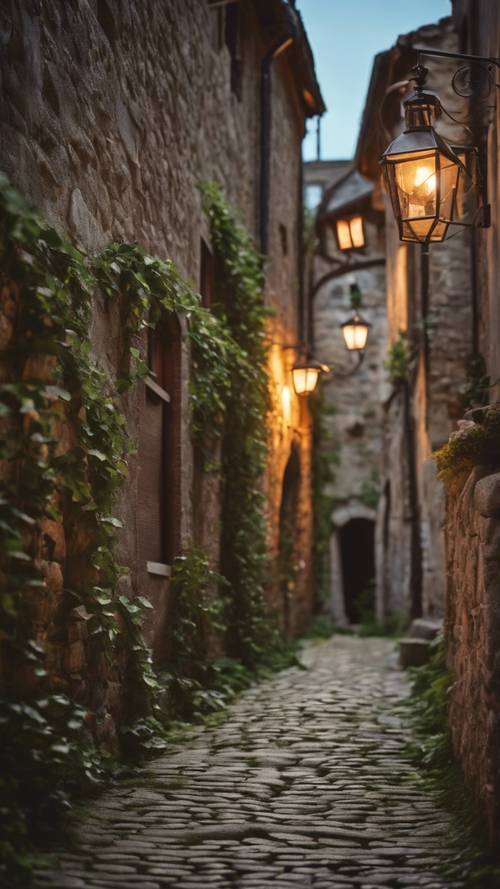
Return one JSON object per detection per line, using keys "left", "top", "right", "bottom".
{"left": 399, "top": 619, "right": 442, "bottom": 668}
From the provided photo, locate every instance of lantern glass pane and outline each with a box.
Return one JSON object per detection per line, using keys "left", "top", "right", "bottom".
{"left": 454, "top": 148, "right": 478, "bottom": 220}
{"left": 393, "top": 150, "right": 437, "bottom": 222}
{"left": 336, "top": 219, "right": 353, "bottom": 251}
{"left": 437, "top": 158, "right": 460, "bottom": 223}
{"left": 349, "top": 216, "right": 365, "bottom": 248}
{"left": 292, "top": 366, "right": 320, "bottom": 395}
{"left": 343, "top": 322, "right": 369, "bottom": 351}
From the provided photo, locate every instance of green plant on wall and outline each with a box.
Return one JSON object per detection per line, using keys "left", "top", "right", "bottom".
{"left": 200, "top": 182, "right": 294, "bottom": 670}
{"left": 434, "top": 404, "right": 500, "bottom": 483}
{"left": 360, "top": 471, "right": 379, "bottom": 510}
{"left": 309, "top": 389, "right": 340, "bottom": 608}
{"left": 0, "top": 174, "right": 297, "bottom": 882}
{"left": 385, "top": 330, "right": 409, "bottom": 385}
{"left": 459, "top": 353, "right": 490, "bottom": 411}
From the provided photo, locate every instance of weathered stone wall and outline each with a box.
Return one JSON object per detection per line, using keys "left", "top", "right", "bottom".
{"left": 445, "top": 466, "right": 500, "bottom": 845}
{"left": 0, "top": 0, "right": 317, "bottom": 737}
{"left": 439, "top": 0, "right": 500, "bottom": 843}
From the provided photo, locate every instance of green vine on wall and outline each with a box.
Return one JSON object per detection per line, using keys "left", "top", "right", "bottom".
{"left": 0, "top": 175, "right": 295, "bottom": 882}
{"left": 385, "top": 330, "right": 410, "bottom": 385}
{"left": 200, "top": 182, "right": 294, "bottom": 670}
{"left": 310, "top": 390, "right": 340, "bottom": 608}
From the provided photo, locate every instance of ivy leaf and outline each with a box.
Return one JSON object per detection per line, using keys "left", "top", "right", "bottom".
{"left": 100, "top": 516, "right": 123, "bottom": 528}
{"left": 88, "top": 449, "right": 107, "bottom": 462}
{"left": 43, "top": 385, "right": 71, "bottom": 401}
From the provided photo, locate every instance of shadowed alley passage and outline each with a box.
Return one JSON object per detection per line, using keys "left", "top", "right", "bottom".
{"left": 35, "top": 637, "right": 463, "bottom": 889}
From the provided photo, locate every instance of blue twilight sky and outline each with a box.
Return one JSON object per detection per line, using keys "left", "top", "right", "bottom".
{"left": 297, "top": 0, "right": 452, "bottom": 161}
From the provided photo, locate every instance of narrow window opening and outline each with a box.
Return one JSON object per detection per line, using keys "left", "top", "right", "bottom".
{"left": 279, "top": 223, "right": 289, "bottom": 256}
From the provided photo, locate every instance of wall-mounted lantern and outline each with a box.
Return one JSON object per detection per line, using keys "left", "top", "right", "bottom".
{"left": 334, "top": 214, "right": 366, "bottom": 252}
{"left": 381, "top": 55, "right": 497, "bottom": 244}
{"left": 340, "top": 282, "right": 371, "bottom": 352}
{"left": 341, "top": 310, "right": 371, "bottom": 351}
{"left": 291, "top": 356, "right": 327, "bottom": 396}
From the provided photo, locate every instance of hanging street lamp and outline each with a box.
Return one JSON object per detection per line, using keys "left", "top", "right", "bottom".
{"left": 340, "top": 282, "right": 371, "bottom": 352}
{"left": 341, "top": 310, "right": 371, "bottom": 351}
{"left": 381, "top": 52, "right": 498, "bottom": 244}
{"left": 291, "top": 355, "right": 329, "bottom": 396}
{"left": 380, "top": 65, "right": 465, "bottom": 244}
{"left": 333, "top": 214, "right": 366, "bottom": 252}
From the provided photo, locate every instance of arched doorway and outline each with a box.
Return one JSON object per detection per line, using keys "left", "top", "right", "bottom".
{"left": 329, "top": 505, "right": 376, "bottom": 626}
{"left": 339, "top": 518, "right": 375, "bottom": 623}
{"left": 278, "top": 443, "right": 301, "bottom": 634}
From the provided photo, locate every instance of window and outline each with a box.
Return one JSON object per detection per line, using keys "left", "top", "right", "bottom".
{"left": 199, "top": 239, "right": 214, "bottom": 309}
{"left": 279, "top": 224, "right": 288, "bottom": 256}
{"left": 138, "top": 315, "right": 181, "bottom": 572}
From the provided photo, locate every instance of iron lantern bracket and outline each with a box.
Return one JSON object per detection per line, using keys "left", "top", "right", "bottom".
{"left": 327, "top": 350, "right": 365, "bottom": 380}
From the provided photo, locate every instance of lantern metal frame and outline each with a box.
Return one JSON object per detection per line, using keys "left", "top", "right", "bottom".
{"left": 381, "top": 48, "right": 500, "bottom": 244}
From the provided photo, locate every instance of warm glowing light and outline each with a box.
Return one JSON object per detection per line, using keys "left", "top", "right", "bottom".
{"left": 281, "top": 384, "right": 292, "bottom": 418}
{"left": 335, "top": 215, "right": 365, "bottom": 251}
{"left": 414, "top": 164, "right": 437, "bottom": 194}
{"left": 291, "top": 365, "right": 320, "bottom": 396}
{"left": 341, "top": 312, "right": 370, "bottom": 352}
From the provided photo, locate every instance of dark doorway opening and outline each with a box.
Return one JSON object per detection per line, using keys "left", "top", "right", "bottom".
{"left": 278, "top": 444, "right": 301, "bottom": 634}
{"left": 339, "top": 518, "right": 375, "bottom": 623}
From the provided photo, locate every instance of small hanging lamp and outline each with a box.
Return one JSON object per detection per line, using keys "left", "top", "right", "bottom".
{"left": 333, "top": 214, "right": 366, "bottom": 252}
{"left": 291, "top": 357, "right": 323, "bottom": 395}
{"left": 340, "top": 282, "right": 371, "bottom": 352}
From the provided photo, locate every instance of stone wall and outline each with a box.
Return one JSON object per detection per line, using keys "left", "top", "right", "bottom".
{"left": 445, "top": 466, "right": 500, "bottom": 845}
{"left": 0, "top": 0, "right": 319, "bottom": 737}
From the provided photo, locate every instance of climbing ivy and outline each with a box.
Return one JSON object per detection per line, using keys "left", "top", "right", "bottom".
{"left": 309, "top": 389, "right": 340, "bottom": 608}
{"left": 200, "top": 182, "right": 294, "bottom": 670}
{"left": 0, "top": 175, "right": 296, "bottom": 882}
{"left": 93, "top": 242, "right": 240, "bottom": 439}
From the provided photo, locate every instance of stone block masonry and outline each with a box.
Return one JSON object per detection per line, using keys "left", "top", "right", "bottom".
{"left": 445, "top": 466, "right": 500, "bottom": 846}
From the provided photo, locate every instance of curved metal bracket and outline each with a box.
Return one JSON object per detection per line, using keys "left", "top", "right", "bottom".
{"left": 327, "top": 350, "right": 365, "bottom": 380}
{"left": 415, "top": 46, "right": 500, "bottom": 98}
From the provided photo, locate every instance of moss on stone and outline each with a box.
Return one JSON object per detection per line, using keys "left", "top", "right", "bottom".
{"left": 434, "top": 406, "right": 500, "bottom": 485}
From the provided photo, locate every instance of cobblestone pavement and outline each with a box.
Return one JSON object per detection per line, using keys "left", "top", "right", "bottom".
{"left": 35, "top": 636, "right": 465, "bottom": 889}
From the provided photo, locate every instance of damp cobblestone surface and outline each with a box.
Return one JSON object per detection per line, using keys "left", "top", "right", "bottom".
{"left": 35, "top": 635, "right": 465, "bottom": 889}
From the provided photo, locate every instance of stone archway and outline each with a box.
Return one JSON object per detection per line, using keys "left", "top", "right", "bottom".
{"left": 329, "top": 504, "right": 376, "bottom": 626}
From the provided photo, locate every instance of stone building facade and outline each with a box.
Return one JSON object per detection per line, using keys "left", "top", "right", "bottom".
{"left": 305, "top": 160, "right": 388, "bottom": 625}
{"left": 0, "top": 0, "right": 323, "bottom": 740}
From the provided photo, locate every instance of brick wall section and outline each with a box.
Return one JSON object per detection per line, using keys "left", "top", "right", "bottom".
{"left": 0, "top": 0, "right": 318, "bottom": 735}
{"left": 445, "top": 467, "right": 500, "bottom": 845}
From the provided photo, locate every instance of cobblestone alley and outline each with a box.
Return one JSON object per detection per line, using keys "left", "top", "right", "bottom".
{"left": 35, "top": 636, "right": 464, "bottom": 889}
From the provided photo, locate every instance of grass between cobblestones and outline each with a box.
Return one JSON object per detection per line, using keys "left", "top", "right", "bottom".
{"left": 406, "top": 639, "right": 500, "bottom": 888}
